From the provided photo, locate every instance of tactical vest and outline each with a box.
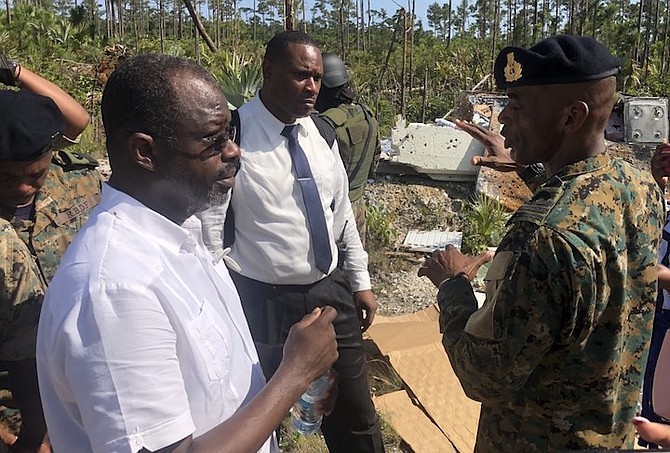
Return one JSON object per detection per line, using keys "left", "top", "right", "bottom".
{"left": 320, "top": 103, "right": 379, "bottom": 202}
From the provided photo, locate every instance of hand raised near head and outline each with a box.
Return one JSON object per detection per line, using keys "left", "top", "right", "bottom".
{"left": 651, "top": 141, "right": 670, "bottom": 189}
{"left": 282, "top": 306, "right": 339, "bottom": 384}
{"left": 418, "top": 245, "right": 494, "bottom": 288}
{"left": 454, "top": 119, "right": 520, "bottom": 173}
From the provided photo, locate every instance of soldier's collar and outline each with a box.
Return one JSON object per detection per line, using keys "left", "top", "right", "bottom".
{"left": 550, "top": 153, "right": 610, "bottom": 181}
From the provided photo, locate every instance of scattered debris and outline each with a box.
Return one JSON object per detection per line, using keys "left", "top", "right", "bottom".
{"left": 382, "top": 116, "right": 484, "bottom": 182}
{"left": 402, "top": 230, "right": 462, "bottom": 253}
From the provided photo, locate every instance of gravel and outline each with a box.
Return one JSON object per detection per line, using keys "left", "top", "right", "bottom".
{"left": 364, "top": 176, "right": 475, "bottom": 316}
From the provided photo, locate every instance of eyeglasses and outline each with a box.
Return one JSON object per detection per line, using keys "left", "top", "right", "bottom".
{"left": 124, "top": 126, "right": 237, "bottom": 161}
{"left": 172, "top": 125, "right": 237, "bottom": 161}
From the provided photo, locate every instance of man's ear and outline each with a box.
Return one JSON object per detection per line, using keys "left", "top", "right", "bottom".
{"left": 262, "top": 58, "right": 272, "bottom": 80}
{"left": 128, "top": 132, "right": 158, "bottom": 172}
{"left": 563, "top": 101, "right": 589, "bottom": 134}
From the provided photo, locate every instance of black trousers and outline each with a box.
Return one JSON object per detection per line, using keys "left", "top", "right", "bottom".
{"left": 0, "top": 358, "right": 47, "bottom": 451}
{"left": 229, "top": 268, "right": 384, "bottom": 453}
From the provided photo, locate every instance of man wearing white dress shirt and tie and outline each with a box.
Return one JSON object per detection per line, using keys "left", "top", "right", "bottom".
{"left": 199, "top": 31, "right": 384, "bottom": 453}
{"left": 36, "top": 53, "right": 338, "bottom": 453}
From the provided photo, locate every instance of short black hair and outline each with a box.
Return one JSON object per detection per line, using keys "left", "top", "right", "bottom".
{"left": 102, "top": 53, "right": 219, "bottom": 152}
{"left": 264, "top": 30, "right": 319, "bottom": 63}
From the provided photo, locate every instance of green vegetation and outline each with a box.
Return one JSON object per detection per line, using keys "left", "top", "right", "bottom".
{"left": 366, "top": 203, "right": 397, "bottom": 249}
{"left": 2, "top": 0, "right": 670, "bottom": 157}
{"left": 279, "top": 420, "right": 330, "bottom": 453}
{"left": 1, "top": 3, "right": 666, "bottom": 449}
{"left": 461, "top": 194, "right": 510, "bottom": 254}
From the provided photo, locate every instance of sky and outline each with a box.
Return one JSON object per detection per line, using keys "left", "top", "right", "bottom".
{"left": 338, "top": 0, "right": 434, "bottom": 27}
{"left": 236, "top": 0, "right": 437, "bottom": 31}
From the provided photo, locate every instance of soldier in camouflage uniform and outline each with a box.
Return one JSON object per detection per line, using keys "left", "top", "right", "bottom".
{"left": 0, "top": 63, "right": 100, "bottom": 453}
{"left": 315, "top": 53, "right": 380, "bottom": 246}
{"left": 418, "top": 35, "right": 664, "bottom": 451}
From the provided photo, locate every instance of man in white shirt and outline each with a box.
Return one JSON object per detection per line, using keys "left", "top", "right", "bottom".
{"left": 36, "top": 53, "right": 338, "bottom": 453}
{"left": 199, "top": 31, "right": 383, "bottom": 452}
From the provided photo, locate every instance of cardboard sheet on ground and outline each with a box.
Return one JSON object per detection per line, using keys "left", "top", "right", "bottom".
{"left": 368, "top": 305, "right": 480, "bottom": 452}
{"left": 374, "top": 390, "right": 456, "bottom": 453}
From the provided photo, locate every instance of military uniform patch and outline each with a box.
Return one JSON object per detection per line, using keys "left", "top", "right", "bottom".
{"left": 0, "top": 161, "right": 101, "bottom": 361}
{"left": 510, "top": 177, "right": 566, "bottom": 226}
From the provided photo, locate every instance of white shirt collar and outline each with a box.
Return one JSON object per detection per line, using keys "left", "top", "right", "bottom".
{"left": 100, "top": 183, "right": 202, "bottom": 254}
{"left": 253, "top": 93, "right": 314, "bottom": 141}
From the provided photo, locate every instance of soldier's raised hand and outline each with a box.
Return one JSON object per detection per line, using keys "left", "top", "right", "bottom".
{"left": 455, "top": 119, "right": 521, "bottom": 173}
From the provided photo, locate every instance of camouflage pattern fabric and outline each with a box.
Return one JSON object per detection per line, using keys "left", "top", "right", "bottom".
{"left": 438, "top": 153, "right": 663, "bottom": 452}
{"left": 0, "top": 152, "right": 100, "bottom": 361}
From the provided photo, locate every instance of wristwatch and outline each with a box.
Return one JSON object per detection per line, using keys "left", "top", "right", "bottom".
{"left": 518, "top": 162, "right": 545, "bottom": 185}
{"left": 0, "top": 54, "right": 19, "bottom": 86}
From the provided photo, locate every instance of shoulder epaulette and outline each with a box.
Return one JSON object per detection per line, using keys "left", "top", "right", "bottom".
{"left": 509, "top": 177, "right": 566, "bottom": 226}
{"left": 52, "top": 149, "right": 99, "bottom": 171}
{"left": 322, "top": 107, "right": 348, "bottom": 128}
{"left": 310, "top": 113, "right": 337, "bottom": 148}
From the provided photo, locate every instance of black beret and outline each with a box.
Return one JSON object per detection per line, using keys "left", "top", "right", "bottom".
{"left": 494, "top": 34, "right": 621, "bottom": 89}
{"left": 0, "top": 89, "right": 65, "bottom": 162}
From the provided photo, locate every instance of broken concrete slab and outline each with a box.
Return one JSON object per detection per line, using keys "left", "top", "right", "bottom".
{"left": 387, "top": 117, "right": 484, "bottom": 182}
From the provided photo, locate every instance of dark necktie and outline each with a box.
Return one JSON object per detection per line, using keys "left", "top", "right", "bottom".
{"left": 281, "top": 124, "right": 332, "bottom": 274}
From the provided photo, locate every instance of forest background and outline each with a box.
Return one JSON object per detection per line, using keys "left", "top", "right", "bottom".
{"left": 1, "top": 0, "right": 670, "bottom": 154}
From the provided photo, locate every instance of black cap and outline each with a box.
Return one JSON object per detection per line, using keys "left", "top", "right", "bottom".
{"left": 494, "top": 34, "right": 621, "bottom": 89}
{"left": 0, "top": 90, "right": 65, "bottom": 162}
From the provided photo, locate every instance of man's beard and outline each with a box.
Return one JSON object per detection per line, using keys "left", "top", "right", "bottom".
{"left": 203, "top": 187, "right": 230, "bottom": 211}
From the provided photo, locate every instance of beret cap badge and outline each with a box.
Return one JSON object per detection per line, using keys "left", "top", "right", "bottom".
{"left": 494, "top": 34, "right": 621, "bottom": 89}
{"left": 504, "top": 52, "right": 523, "bottom": 83}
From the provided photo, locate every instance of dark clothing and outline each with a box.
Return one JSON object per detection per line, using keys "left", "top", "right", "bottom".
{"left": 0, "top": 359, "right": 46, "bottom": 450}
{"left": 641, "top": 309, "right": 670, "bottom": 439}
{"left": 229, "top": 268, "right": 384, "bottom": 453}
{"left": 320, "top": 103, "right": 379, "bottom": 203}
{"left": 640, "top": 212, "right": 670, "bottom": 448}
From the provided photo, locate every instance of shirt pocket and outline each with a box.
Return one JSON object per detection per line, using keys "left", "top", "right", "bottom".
{"left": 188, "top": 300, "right": 232, "bottom": 382}
{"left": 464, "top": 251, "right": 517, "bottom": 340}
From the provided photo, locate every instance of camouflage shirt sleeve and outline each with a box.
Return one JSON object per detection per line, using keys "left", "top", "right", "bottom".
{"left": 0, "top": 222, "right": 45, "bottom": 361}
{"left": 438, "top": 222, "right": 595, "bottom": 404}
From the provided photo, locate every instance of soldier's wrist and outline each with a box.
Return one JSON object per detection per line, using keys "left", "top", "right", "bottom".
{"left": 438, "top": 272, "right": 469, "bottom": 288}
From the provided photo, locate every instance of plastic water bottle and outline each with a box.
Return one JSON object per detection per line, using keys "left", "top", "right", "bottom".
{"left": 290, "top": 372, "right": 331, "bottom": 435}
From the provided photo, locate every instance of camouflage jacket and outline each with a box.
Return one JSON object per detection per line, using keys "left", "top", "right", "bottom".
{"left": 438, "top": 153, "right": 663, "bottom": 452}
{"left": 0, "top": 150, "right": 100, "bottom": 361}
